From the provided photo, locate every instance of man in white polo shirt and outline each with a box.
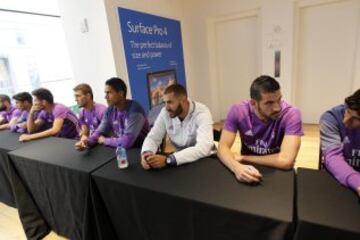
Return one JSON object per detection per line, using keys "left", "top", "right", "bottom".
{"left": 141, "top": 84, "right": 215, "bottom": 169}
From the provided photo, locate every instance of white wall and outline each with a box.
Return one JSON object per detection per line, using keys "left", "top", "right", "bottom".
{"left": 58, "top": 0, "right": 360, "bottom": 122}
{"left": 57, "top": 0, "right": 117, "bottom": 104}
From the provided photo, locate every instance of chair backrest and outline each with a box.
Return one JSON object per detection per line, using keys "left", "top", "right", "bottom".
{"left": 318, "top": 147, "right": 324, "bottom": 170}
{"left": 213, "top": 128, "right": 222, "bottom": 142}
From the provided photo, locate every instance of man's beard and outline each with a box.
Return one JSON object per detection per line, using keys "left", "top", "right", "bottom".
{"left": 169, "top": 104, "right": 183, "bottom": 118}
{"left": 257, "top": 107, "right": 280, "bottom": 120}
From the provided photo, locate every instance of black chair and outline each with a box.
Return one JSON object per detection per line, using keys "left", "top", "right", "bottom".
{"left": 318, "top": 147, "right": 324, "bottom": 170}
{"left": 213, "top": 128, "right": 222, "bottom": 142}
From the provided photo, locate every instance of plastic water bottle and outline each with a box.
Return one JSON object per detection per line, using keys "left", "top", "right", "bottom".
{"left": 116, "top": 146, "right": 128, "bottom": 169}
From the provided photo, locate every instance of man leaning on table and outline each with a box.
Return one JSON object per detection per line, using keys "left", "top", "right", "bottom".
{"left": 320, "top": 89, "right": 360, "bottom": 197}
{"left": 218, "top": 75, "right": 304, "bottom": 183}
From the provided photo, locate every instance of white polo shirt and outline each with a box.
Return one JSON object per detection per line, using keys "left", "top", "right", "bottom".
{"left": 141, "top": 99, "right": 215, "bottom": 165}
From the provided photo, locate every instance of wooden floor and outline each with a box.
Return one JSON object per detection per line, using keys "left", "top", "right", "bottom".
{"left": 0, "top": 124, "right": 320, "bottom": 240}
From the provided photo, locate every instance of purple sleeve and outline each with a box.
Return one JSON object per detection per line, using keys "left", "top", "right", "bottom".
{"left": 284, "top": 108, "right": 304, "bottom": 136}
{"left": 53, "top": 105, "right": 67, "bottom": 119}
{"left": 10, "top": 124, "right": 17, "bottom": 132}
{"left": 104, "top": 112, "right": 146, "bottom": 148}
{"left": 87, "top": 107, "right": 110, "bottom": 146}
{"left": 223, "top": 105, "right": 239, "bottom": 133}
{"left": 11, "top": 109, "right": 22, "bottom": 119}
{"left": 10, "top": 111, "right": 26, "bottom": 133}
{"left": 320, "top": 113, "right": 360, "bottom": 191}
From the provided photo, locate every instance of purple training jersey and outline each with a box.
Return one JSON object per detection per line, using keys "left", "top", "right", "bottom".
{"left": 320, "top": 104, "right": 360, "bottom": 191}
{"left": 0, "top": 106, "right": 21, "bottom": 124}
{"left": 88, "top": 100, "right": 149, "bottom": 148}
{"left": 79, "top": 103, "right": 106, "bottom": 135}
{"left": 37, "top": 103, "right": 80, "bottom": 139}
{"left": 10, "top": 110, "right": 42, "bottom": 133}
{"left": 224, "top": 100, "right": 303, "bottom": 155}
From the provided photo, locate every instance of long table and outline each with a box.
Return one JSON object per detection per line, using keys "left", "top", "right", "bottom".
{"left": 7, "top": 137, "right": 115, "bottom": 240}
{"left": 91, "top": 149, "right": 295, "bottom": 240}
{"left": 0, "top": 130, "right": 34, "bottom": 207}
{"left": 295, "top": 168, "right": 360, "bottom": 240}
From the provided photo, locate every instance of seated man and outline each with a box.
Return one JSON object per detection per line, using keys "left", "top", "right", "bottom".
{"left": 141, "top": 84, "right": 215, "bottom": 169}
{"left": 76, "top": 77, "right": 149, "bottom": 149}
{"left": 19, "top": 88, "right": 80, "bottom": 141}
{"left": 10, "top": 92, "right": 34, "bottom": 133}
{"left": 218, "top": 75, "right": 303, "bottom": 183}
{"left": 73, "top": 84, "right": 106, "bottom": 149}
{"left": 320, "top": 89, "right": 360, "bottom": 197}
{"left": 0, "top": 94, "right": 21, "bottom": 130}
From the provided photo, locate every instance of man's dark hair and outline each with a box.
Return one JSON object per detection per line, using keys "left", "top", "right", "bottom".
{"left": 13, "top": 92, "right": 33, "bottom": 103}
{"left": 250, "top": 75, "right": 280, "bottom": 101}
{"left": 105, "top": 77, "right": 127, "bottom": 97}
{"left": 73, "top": 83, "right": 93, "bottom": 100}
{"left": 345, "top": 89, "right": 360, "bottom": 112}
{"left": 0, "top": 94, "right": 11, "bottom": 104}
{"left": 164, "top": 84, "right": 187, "bottom": 97}
{"left": 32, "top": 88, "right": 54, "bottom": 104}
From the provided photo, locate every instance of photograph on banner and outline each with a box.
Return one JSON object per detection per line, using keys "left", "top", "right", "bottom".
{"left": 147, "top": 69, "right": 176, "bottom": 109}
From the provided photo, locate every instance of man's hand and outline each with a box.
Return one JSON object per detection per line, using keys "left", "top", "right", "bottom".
{"left": 146, "top": 154, "right": 166, "bottom": 169}
{"left": 80, "top": 135, "right": 88, "bottom": 142}
{"left": 233, "top": 162, "right": 262, "bottom": 183}
{"left": 141, "top": 152, "right": 153, "bottom": 170}
{"left": 357, "top": 186, "right": 360, "bottom": 197}
{"left": 30, "top": 104, "right": 41, "bottom": 114}
{"left": 75, "top": 138, "right": 88, "bottom": 151}
{"left": 19, "top": 134, "right": 32, "bottom": 142}
{"left": 97, "top": 136, "right": 106, "bottom": 144}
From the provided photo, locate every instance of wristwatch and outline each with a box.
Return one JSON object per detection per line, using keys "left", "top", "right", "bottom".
{"left": 166, "top": 154, "right": 177, "bottom": 167}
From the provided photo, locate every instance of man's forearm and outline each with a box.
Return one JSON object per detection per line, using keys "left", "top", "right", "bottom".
{"left": 218, "top": 145, "right": 238, "bottom": 173}
{"left": 27, "top": 128, "right": 59, "bottom": 140}
{"left": 241, "top": 153, "right": 294, "bottom": 169}
{"left": 27, "top": 113, "right": 38, "bottom": 133}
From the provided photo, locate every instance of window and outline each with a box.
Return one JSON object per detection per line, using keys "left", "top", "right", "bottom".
{"left": 0, "top": 1, "right": 75, "bottom": 106}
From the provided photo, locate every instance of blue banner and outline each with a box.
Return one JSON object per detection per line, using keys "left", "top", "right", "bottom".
{"left": 118, "top": 7, "right": 186, "bottom": 112}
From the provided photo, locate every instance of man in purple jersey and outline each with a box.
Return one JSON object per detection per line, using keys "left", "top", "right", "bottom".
{"left": 76, "top": 77, "right": 149, "bottom": 149}
{"left": 9, "top": 92, "right": 33, "bottom": 133}
{"left": 19, "top": 88, "right": 80, "bottom": 142}
{"left": 320, "top": 89, "right": 360, "bottom": 197}
{"left": 0, "top": 94, "right": 21, "bottom": 130}
{"left": 73, "top": 84, "right": 106, "bottom": 150}
{"left": 218, "top": 75, "right": 303, "bottom": 183}
{"left": 0, "top": 94, "right": 21, "bottom": 129}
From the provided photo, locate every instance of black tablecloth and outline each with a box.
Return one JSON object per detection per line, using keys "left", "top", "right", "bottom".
{"left": 8, "top": 137, "right": 115, "bottom": 240}
{"left": 295, "top": 168, "right": 360, "bottom": 240}
{"left": 0, "top": 130, "right": 33, "bottom": 207}
{"left": 91, "top": 149, "right": 295, "bottom": 240}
